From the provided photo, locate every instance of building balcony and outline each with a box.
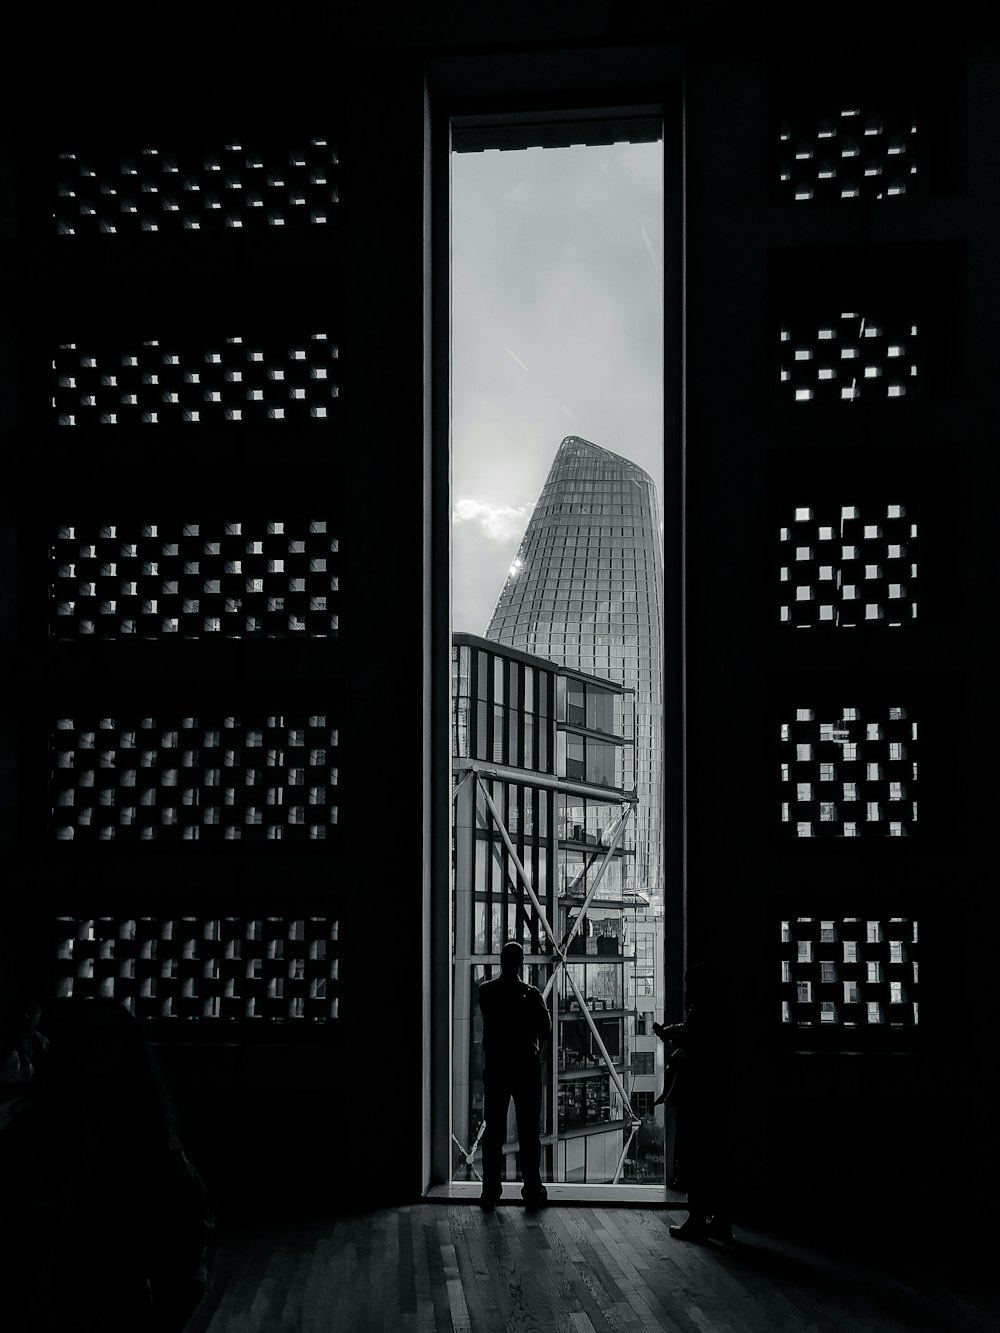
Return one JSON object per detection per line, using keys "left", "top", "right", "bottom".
{"left": 558, "top": 1057, "right": 626, "bottom": 1079}
{"left": 564, "top": 934, "right": 628, "bottom": 958}
{"left": 558, "top": 719, "right": 629, "bottom": 746}
{"left": 559, "top": 890, "right": 638, "bottom": 908}
{"left": 559, "top": 835, "right": 635, "bottom": 859}
{"left": 555, "top": 1116, "right": 631, "bottom": 1139}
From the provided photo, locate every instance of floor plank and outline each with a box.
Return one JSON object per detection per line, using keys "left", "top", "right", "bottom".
{"left": 189, "top": 1204, "right": 998, "bottom": 1333}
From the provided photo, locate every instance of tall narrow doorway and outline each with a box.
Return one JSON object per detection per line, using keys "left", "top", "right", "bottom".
{"left": 448, "top": 115, "right": 673, "bottom": 1194}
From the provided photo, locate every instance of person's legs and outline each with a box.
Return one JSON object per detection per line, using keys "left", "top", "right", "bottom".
{"left": 481, "top": 1068, "right": 512, "bottom": 1205}
{"left": 512, "top": 1061, "right": 545, "bottom": 1203}
{"left": 670, "top": 1104, "right": 731, "bottom": 1240}
{"left": 699, "top": 1110, "right": 732, "bottom": 1238}
{"left": 669, "top": 1106, "right": 710, "bottom": 1239}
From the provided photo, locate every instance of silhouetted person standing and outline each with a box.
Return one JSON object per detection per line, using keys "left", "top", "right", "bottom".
{"left": 654, "top": 961, "right": 734, "bottom": 1242}
{"left": 478, "top": 941, "right": 551, "bottom": 1210}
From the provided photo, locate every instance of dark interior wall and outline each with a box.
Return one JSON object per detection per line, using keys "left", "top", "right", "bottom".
{"left": 1, "top": 4, "right": 997, "bottom": 1222}
{"left": 685, "top": 23, "right": 1000, "bottom": 1220}
{"left": 0, "top": 28, "right": 431, "bottom": 1213}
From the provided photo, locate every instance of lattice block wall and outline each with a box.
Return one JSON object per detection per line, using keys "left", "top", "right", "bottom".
{"left": 53, "top": 333, "right": 337, "bottom": 425}
{"left": 54, "top": 915, "right": 339, "bottom": 1021}
{"left": 780, "top": 706, "right": 918, "bottom": 837}
{"left": 779, "top": 503, "right": 917, "bottom": 627}
{"left": 53, "top": 137, "right": 338, "bottom": 236}
{"left": 780, "top": 917, "right": 919, "bottom": 1028}
{"left": 51, "top": 714, "right": 338, "bottom": 841}
{"left": 51, "top": 518, "right": 338, "bottom": 638}
{"left": 780, "top": 312, "right": 918, "bottom": 402}
{"left": 777, "top": 104, "right": 918, "bottom": 203}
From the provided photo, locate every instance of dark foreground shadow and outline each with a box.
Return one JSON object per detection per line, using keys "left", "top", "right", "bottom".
{"left": 697, "top": 1218, "right": 998, "bottom": 1333}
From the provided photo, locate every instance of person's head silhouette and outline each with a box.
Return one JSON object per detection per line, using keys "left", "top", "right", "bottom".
{"left": 500, "top": 941, "right": 524, "bottom": 977}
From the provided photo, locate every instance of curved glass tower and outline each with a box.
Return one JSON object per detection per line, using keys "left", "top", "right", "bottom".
{"left": 485, "top": 436, "right": 664, "bottom": 904}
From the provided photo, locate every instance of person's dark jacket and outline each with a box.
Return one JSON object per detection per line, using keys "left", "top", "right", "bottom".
{"left": 655, "top": 999, "right": 733, "bottom": 1108}
{"left": 478, "top": 974, "right": 551, "bottom": 1063}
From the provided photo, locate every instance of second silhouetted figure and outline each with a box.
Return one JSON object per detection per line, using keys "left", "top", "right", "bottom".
{"left": 654, "top": 961, "right": 734, "bottom": 1242}
{"left": 478, "top": 941, "right": 551, "bottom": 1210}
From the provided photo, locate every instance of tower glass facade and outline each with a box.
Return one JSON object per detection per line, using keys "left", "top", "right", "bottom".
{"left": 485, "top": 437, "right": 664, "bottom": 905}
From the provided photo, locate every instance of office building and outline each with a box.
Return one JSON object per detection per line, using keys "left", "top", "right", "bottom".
{"left": 452, "top": 633, "right": 662, "bottom": 1183}
{"left": 485, "top": 437, "right": 665, "bottom": 907}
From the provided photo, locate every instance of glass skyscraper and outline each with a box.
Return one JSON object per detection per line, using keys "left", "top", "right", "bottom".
{"left": 485, "top": 437, "right": 664, "bottom": 904}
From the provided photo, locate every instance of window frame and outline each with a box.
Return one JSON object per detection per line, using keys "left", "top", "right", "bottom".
{"left": 424, "top": 47, "right": 684, "bottom": 1198}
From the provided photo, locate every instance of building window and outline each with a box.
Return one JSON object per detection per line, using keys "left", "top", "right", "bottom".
{"left": 633, "top": 1091, "right": 656, "bottom": 1119}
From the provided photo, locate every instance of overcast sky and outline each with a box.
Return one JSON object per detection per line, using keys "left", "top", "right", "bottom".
{"left": 452, "top": 138, "right": 665, "bottom": 635}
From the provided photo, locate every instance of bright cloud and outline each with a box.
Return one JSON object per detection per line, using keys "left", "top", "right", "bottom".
{"left": 452, "top": 498, "right": 533, "bottom": 543}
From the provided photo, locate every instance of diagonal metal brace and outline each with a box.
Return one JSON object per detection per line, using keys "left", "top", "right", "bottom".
{"left": 542, "top": 802, "right": 633, "bottom": 1002}
{"left": 475, "top": 774, "right": 637, "bottom": 1127}
{"left": 452, "top": 1123, "right": 486, "bottom": 1181}
{"left": 452, "top": 767, "right": 475, "bottom": 805}
{"left": 476, "top": 775, "right": 565, "bottom": 958}
{"left": 612, "top": 1120, "right": 641, "bottom": 1185}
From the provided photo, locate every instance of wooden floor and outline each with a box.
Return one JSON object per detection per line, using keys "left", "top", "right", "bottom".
{"left": 186, "top": 1203, "right": 996, "bottom": 1333}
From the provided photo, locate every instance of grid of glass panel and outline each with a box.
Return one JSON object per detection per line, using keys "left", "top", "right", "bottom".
{"left": 780, "top": 706, "right": 918, "bottom": 837}
{"left": 54, "top": 915, "right": 339, "bottom": 1022}
{"left": 53, "top": 136, "right": 338, "bottom": 236}
{"left": 780, "top": 312, "right": 918, "bottom": 402}
{"left": 559, "top": 963, "right": 625, "bottom": 1089}
{"left": 780, "top": 917, "right": 919, "bottom": 1028}
{"left": 52, "top": 333, "right": 337, "bottom": 424}
{"left": 50, "top": 518, "right": 338, "bottom": 638}
{"left": 560, "top": 995, "right": 625, "bottom": 1100}
{"left": 558, "top": 792, "right": 636, "bottom": 855}
{"left": 452, "top": 643, "right": 553, "bottom": 772}
{"left": 486, "top": 437, "right": 663, "bottom": 902}
{"left": 779, "top": 503, "right": 917, "bottom": 627}
{"left": 468, "top": 779, "right": 553, "bottom": 958}
{"left": 777, "top": 104, "right": 918, "bottom": 203}
{"left": 51, "top": 713, "right": 338, "bottom": 841}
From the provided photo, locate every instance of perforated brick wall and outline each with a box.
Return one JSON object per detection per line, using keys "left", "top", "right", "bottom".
{"left": 54, "top": 914, "right": 339, "bottom": 1022}
{"left": 51, "top": 713, "right": 338, "bottom": 841}
{"left": 50, "top": 518, "right": 338, "bottom": 638}
{"left": 53, "top": 136, "right": 338, "bottom": 236}
{"left": 53, "top": 333, "right": 338, "bottom": 424}
{"left": 779, "top": 503, "right": 917, "bottom": 627}
{"left": 780, "top": 312, "right": 918, "bottom": 402}
{"left": 780, "top": 916, "right": 919, "bottom": 1028}
{"left": 777, "top": 103, "right": 918, "bottom": 203}
{"left": 780, "top": 706, "right": 918, "bottom": 836}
